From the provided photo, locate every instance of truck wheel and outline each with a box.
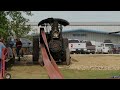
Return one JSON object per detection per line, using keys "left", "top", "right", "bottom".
{"left": 33, "top": 36, "right": 39, "bottom": 64}
{"left": 4, "top": 73, "right": 11, "bottom": 79}
{"left": 70, "top": 52, "right": 74, "bottom": 54}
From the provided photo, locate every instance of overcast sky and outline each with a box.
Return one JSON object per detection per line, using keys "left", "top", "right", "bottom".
{"left": 26, "top": 11, "right": 120, "bottom": 22}
{"left": 26, "top": 11, "right": 120, "bottom": 34}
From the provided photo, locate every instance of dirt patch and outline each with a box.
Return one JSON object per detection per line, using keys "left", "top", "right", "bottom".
{"left": 14, "top": 54, "right": 120, "bottom": 70}
{"left": 65, "top": 54, "right": 120, "bottom": 70}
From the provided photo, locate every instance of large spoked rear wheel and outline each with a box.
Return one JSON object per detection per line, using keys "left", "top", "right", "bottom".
{"left": 33, "top": 36, "right": 39, "bottom": 64}
{"left": 63, "top": 38, "right": 71, "bottom": 65}
{"left": 65, "top": 47, "right": 71, "bottom": 65}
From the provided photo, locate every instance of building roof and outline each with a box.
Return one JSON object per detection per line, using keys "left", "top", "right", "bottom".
{"left": 26, "top": 22, "right": 120, "bottom": 26}
{"left": 63, "top": 29, "right": 120, "bottom": 36}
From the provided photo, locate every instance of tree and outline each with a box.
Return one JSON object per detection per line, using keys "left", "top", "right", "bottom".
{"left": 0, "top": 11, "right": 33, "bottom": 39}
{"left": 0, "top": 11, "right": 9, "bottom": 39}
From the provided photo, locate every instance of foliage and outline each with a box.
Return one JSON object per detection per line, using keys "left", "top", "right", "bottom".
{"left": 0, "top": 11, "right": 9, "bottom": 39}
{"left": 0, "top": 11, "right": 33, "bottom": 40}
{"left": 22, "top": 35, "right": 33, "bottom": 41}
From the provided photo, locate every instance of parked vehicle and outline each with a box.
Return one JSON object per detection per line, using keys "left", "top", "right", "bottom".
{"left": 11, "top": 38, "right": 33, "bottom": 55}
{"left": 82, "top": 40, "right": 95, "bottom": 54}
{"left": 68, "top": 39, "right": 87, "bottom": 54}
{"left": 11, "top": 38, "right": 33, "bottom": 48}
{"left": 96, "top": 41, "right": 114, "bottom": 54}
{"left": 112, "top": 44, "right": 120, "bottom": 54}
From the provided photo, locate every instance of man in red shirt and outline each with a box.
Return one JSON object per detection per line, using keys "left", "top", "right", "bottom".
{"left": 16, "top": 38, "right": 22, "bottom": 57}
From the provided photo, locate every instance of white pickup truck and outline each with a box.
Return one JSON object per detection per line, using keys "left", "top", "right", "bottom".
{"left": 96, "top": 43, "right": 114, "bottom": 54}
{"left": 68, "top": 39, "right": 87, "bottom": 54}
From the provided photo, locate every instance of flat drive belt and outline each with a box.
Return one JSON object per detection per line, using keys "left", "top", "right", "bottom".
{"left": 40, "top": 29, "right": 63, "bottom": 79}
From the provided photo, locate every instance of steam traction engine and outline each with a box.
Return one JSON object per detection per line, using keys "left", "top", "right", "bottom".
{"left": 33, "top": 18, "right": 71, "bottom": 65}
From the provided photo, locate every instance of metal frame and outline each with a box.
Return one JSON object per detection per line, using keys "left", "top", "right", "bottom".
{"left": 0, "top": 48, "right": 7, "bottom": 79}
{"left": 0, "top": 48, "right": 11, "bottom": 79}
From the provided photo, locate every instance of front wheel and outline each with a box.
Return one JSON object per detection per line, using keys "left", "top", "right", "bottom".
{"left": 4, "top": 73, "right": 11, "bottom": 79}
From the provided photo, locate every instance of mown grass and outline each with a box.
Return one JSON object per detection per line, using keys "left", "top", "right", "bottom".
{"left": 61, "top": 69, "right": 120, "bottom": 79}
{"left": 7, "top": 65, "right": 49, "bottom": 79}
{"left": 7, "top": 65, "right": 120, "bottom": 79}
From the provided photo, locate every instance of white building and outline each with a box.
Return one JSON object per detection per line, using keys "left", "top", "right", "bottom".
{"left": 62, "top": 29, "right": 120, "bottom": 46}
{"left": 27, "top": 22, "right": 120, "bottom": 45}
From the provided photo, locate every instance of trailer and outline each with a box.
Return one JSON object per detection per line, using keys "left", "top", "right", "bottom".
{"left": 0, "top": 48, "right": 11, "bottom": 79}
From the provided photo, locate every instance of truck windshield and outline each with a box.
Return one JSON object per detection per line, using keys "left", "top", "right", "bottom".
{"left": 105, "top": 44, "right": 114, "bottom": 48}
{"left": 69, "top": 40, "right": 79, "bottom": 43}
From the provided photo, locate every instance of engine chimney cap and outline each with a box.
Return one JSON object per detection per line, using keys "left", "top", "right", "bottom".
{"left": 38, "top": 18, "right": 69, "bottom": 26}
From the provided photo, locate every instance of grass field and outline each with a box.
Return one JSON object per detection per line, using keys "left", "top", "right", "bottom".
{"left": 7, "top": 65, "right": 120, "bottom": 79}
{"left": 62, "top": 69, "right": 120, "bottom": 79}
{"left": 6, "top": 54, "right": 120, "bottom": 79}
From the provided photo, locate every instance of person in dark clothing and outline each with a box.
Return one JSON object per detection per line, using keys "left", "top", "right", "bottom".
{"left": 16, "top": 38, "right": 22, "bottom": 57}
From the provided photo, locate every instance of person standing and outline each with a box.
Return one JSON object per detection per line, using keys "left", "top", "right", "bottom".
{"left": 16, "top": 38, "right": 22, "bottom": 57}
{"left": 0, "top": 38, "right": 6, "bottom": 69}
{"left": 9, "top": 38, "right": 14, "bottom": 48}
